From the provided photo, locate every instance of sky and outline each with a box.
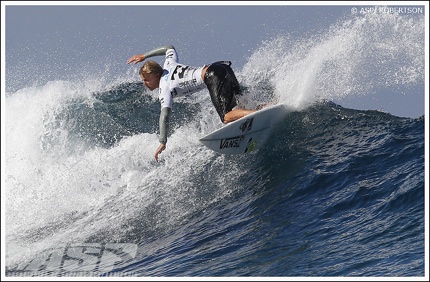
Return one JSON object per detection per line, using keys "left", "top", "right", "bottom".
{"left": 1, "top": 1, "right": 428, "bottom": 118}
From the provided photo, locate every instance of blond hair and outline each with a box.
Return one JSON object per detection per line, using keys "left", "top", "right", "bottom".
{"left": 139, "top": 60, "right": 163, "bottom": 79}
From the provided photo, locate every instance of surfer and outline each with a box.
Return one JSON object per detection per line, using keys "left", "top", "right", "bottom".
{"left": 127, "top": 45, "right": 256, "bottom": 161}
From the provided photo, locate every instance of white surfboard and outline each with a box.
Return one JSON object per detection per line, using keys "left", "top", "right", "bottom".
{"left": 199, "top": 104, "right": 288, "bottom": 154}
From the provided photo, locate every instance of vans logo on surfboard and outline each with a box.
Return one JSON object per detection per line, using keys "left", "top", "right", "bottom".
{"left": 220, "top": 136, "right": 244, "bottom": 149}
{"left": 239, "top": 117, "right": 254, "bottom": 132}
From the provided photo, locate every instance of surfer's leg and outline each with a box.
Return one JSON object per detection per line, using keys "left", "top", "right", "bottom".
{"left": 204, "top": 62, "right": 239, "bottom": 123}
{"left": 223, "top": 108, "right": 256, "bottom": 124}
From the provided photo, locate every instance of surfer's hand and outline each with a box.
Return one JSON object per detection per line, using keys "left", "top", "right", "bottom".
{"left": 127, "top": 54, "right": 145, "bottom": 64}
{"left": 154, "top": 143, "right": 166, "bottom": 162}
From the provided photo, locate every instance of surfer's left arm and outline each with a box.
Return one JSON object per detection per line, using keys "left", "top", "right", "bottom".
{"left": 154, "top": 107, "right": 171, "bottom": 162}
{"left": 127, "top": 45, "right": 175, "bottom": 64}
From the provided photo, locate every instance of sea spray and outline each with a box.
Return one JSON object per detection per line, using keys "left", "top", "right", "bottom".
{"left": 239, "top": 8, "right": 424, "bottom": 111}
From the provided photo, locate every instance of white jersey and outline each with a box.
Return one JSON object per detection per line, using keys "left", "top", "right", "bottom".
{"left": 158, "top": 48, "right": 207, "bottom": 109}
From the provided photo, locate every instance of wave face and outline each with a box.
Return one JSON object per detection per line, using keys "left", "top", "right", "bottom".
{"left": 4, "top": 8, "right": 425, "bottom": 277}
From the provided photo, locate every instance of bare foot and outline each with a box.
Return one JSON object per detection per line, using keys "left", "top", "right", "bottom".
{"left": 224, "top": 109, "right": 256, "bottom": 124}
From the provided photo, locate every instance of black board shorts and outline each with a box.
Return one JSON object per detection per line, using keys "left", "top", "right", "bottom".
{"left": 204, "top": 61, "right": 241, "bottom": 122}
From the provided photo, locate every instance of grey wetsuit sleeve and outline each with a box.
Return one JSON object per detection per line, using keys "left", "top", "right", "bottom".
{"left": 144, "top": 45, "right": 175, "bottom": 59}
{"left": 159, "top": 107, "right": 171, "bottom": 144}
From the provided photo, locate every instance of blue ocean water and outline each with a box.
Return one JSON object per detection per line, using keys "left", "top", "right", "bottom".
{"left": 4, "top": 9, "right": 426, "bottom": 278}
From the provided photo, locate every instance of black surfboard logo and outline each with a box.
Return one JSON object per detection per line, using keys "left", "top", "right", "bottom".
{"left": 239, "top": 117, "right": 254, "bottom": 133}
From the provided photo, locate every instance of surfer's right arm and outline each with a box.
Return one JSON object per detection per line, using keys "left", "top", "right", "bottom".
{"left": 154, "top": 107, "right": 171, "bottom": 162}
{"left": 127, "top": 45, "right": 175, "bottom": 64}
